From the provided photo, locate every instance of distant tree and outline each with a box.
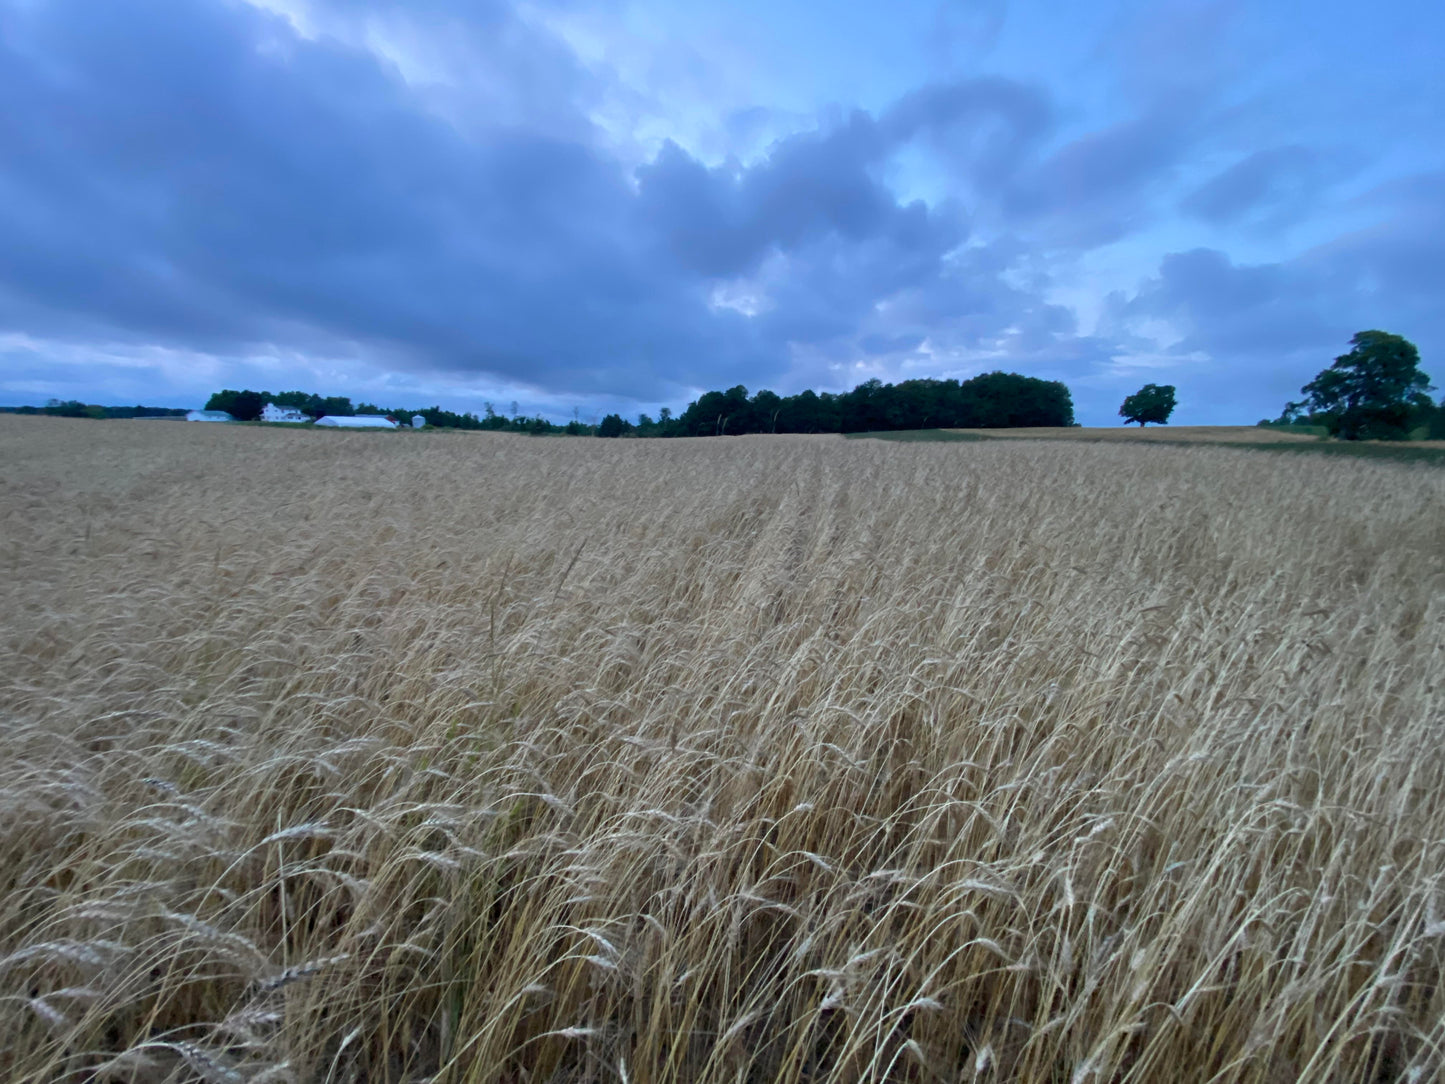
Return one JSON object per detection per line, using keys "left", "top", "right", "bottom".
{"left": 204, "top": 390, "right": 239, "bottom": 415}
{"left": 1296, "top": 331, "right": 1434, "bottom": 440}
{"left": 313, "top": 395, "right": 354, "bottom": 419}
{"left": 229, "top": 390, "right": 266, "bottom": 421}
{"left": 597, "top": 413, "right": 629, "bottom": 437}
{"left": 205, "top": 389, "right": 267, "bottom": 420}
{"left": 43, "top": 400, "right": 110, "bottom": 418}
{"left": 104, "top": 405, "right": 188, "bottom": 419}
{"left": 1119, "top": 384, "right": 1177, "bottom": 426}
{"left": 752, "top": 389, "right": 783, "bottom": 432}
{"left": 777, "top": 388, "right": 825, "bottom": 433}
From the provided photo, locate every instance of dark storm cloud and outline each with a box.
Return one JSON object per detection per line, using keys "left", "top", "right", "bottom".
{"left": 0, "top": 0, "right": 770, "bottom": 397}
{"left": 0, "top": 0, "right": 1077, "bottom": 401}
{"left": 634, "top": 104, "right": 984, "bottom": 281}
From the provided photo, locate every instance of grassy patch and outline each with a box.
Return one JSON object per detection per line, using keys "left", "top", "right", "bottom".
{"left": 1249, "top": 439, "right": 1445, "bottom": 465}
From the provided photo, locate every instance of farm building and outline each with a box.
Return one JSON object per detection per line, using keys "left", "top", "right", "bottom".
{"left": 186, "top": 410, "right": 234, "bottom": 422}
{"left": 411, "top": 415, "right": 426, "bottom": 429}
{"left": 314, "top": 415, "right": 398, "bottom": 429}
{"left": 261, "top": 404, "right": 309, "bottom": 423}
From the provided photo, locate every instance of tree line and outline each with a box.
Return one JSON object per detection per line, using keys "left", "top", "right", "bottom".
{"left": 600, "top": 372, "right": 1075, "bottom": 437}
{"left": 202, "top": 372, "right": 1075, "bottom": 437}
{"left": 1, "top": 400, "right": 188, "bottom": 419}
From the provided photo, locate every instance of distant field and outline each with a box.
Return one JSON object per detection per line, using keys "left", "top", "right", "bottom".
{"left": 3, "top": 415, "right": 1444, "bottom": 1083}
{"left": 951, "top": 425, "right": 1325, "bottom": 442}
{"left": 850, "top": 425, "right": 1445, "bottom": 464}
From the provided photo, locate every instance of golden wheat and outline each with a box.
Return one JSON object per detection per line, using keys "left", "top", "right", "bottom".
{"left": 1, "top": 415, "right": 1442, "bottom": 1083}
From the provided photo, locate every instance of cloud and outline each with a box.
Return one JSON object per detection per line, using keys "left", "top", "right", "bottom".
{"left": 1003, "top": 108, "right": 1201, "bottom": 248}
{"left": 0, "top": 0, "right": 752, "bottom": 398}
{"left": 0, "top": 0, "right": 1084, "bottom": 406}
{"left": 0, "top": 0, "right": 1439, "bottom": 427}
{"left": 1181, "top": 146, "right": 1338, "bottom": 228}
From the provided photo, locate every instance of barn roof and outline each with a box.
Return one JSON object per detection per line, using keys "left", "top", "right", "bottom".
{"left": 314, "top": 414, "right": 398, "bottom": 428}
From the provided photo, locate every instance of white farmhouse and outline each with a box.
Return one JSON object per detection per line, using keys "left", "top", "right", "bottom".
{"left": 261, "top": 403, "right": 309, "bottom": 423}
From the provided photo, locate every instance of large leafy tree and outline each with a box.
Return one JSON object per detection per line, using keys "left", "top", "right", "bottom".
{"left": 1297, "top": 331, "right": 1434, "bottom": 440}
{"left": 1119, "top": 384, "right": 1177, "bottom": 426}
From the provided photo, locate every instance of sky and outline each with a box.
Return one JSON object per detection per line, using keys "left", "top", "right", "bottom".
{"left": 1, "top": 0, "right": 1441, "bottom": 425}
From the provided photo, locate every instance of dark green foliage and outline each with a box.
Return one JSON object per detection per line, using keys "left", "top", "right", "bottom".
{"left": 102, "top": 404, "right": 189, "bottom": 419}
{"left": 207, "top": 389, "right": 356, "bottom": 419}
{"left": 40, "top": 399, "right": 106, "bottom": 418}
{"left": 204, "top": 389, "right": 267, "bottom": 420}
{"left": 1119, "top": 384, "right": 1177, "bottom": 426}
{"left": 11, "top": 398, "right": 107, "bottom": 418}
{"left": 312, "top": 395, "right": 356, "bottom": 418}
{"left": 1295, "top": 331, "right": 1434, "bottom": 440}
{"left": 597, "top": 413, "right": 630, "bottom": 438}
{"left": 2, "top": 402, "right": 187, "bottom": 419}
{"left": 670, "top": 372, "right": 1074, "bottom": 437}
{"left": 268, "top": 390, "right": 315, "bottom": 411}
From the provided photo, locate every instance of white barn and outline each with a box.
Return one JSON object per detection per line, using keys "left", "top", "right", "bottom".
{"left": 314, "top": 414, "right": 398, "bottom": 429}
{"left": 186, "top": 410, "right": 234, "bottom": 422}
{"left": 261, "top": 403, "right": 309, "bottom": 423}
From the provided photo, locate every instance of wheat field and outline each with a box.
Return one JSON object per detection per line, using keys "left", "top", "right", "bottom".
{"left": 2, "top": 415, "right": 1443, "bottom": 1083}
